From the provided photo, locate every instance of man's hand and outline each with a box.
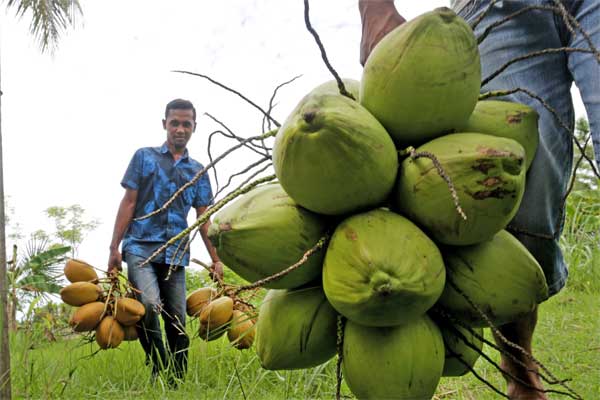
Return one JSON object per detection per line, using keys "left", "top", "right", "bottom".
{"left": 107, "top": 248, "right": 123, "bottom": 276}
{"left": 359, "top": 1, "right": 406, "bottom": 66}
{"left": 209, "top": 261, "right": 224, "bottom": 282}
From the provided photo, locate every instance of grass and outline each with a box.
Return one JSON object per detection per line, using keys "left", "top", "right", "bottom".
{"left": 7, "top": 190, "right": 600, "bottom": 399}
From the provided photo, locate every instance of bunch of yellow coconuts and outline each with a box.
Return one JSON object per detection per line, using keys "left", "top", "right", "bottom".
{"left": 61, "top": 259, "right": 145, "bottom": 349}
{"left": 186, "top": 287, "right": 256, "bottom": 350}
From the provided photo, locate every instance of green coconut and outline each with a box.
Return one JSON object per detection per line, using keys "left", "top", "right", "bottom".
{"left": 437, "top": 230, "right": 549, "bottom": 327}
{"left": 395, "top": 133, "right": 526, "bottom": 245}
{"left": 323, "top": 209, "right": 445, "bottom": 327}
{"left": 360, "top": 7, "right": 480, "bottom": 146}
{"left": 273, "top": 93, "right": 398, "bottom": 215}
{"left": 460, "top": 100, "right": 539, "bottom": 169}
{"left": 343, "top": 316, "right": 444, "bottom": 400}
{"left": 208, "top": 184, "right": 328, "bottom": 289}
{"left": 437, "top": 320, "right": 483, "bottom": 376}
{"left": 311, "top": 78, "right": 360, "bottom": 99}
{"left": 255, "top": 286, "right": 338, "bottom": 370}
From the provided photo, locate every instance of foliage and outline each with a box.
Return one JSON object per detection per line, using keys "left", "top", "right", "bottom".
{"left": 5, "top": 0, "right": 83, "bottom": 53}
{"left": 6, "top": 238, "right": 71, "bottom": 331}
{"left": 6, "top": 289, "right": 599, "bottom": 399}
{"left": 43, "top": 204, "right": 100, "bottom": 257}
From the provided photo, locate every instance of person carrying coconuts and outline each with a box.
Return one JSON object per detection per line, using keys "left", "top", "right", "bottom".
{"left": 359, "top": 1, "right": 599, "bottom": 399}
{"left": 107, "top": 98, "right": 224, "bottom": 386}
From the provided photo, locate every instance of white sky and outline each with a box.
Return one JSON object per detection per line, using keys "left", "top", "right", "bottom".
{"left": 0, "top": 0, "right": 587, "bottom": 271}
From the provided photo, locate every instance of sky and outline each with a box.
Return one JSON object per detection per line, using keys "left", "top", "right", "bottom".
{"left": 0, "top": 0, "right": 587, "bottom": 273}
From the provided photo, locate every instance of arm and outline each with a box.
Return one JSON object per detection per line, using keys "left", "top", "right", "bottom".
{"left": 108, "top": 188, "right": 138, "bottom": 274}
{"left": 196, "top": 206, "right": 224, "bottom": 281}
{"left": 359, "top": 0, "right": 406, "bottom": 66}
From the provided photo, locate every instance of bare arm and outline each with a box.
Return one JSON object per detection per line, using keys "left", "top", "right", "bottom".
{"left": 108, "top": 188, "right": 138, "bottom": 274}
{"left": 196, "top": 206, "right": 224, "bottom": 281}
{"left": 359, "top": 0, "right": 406, "bottom": 65}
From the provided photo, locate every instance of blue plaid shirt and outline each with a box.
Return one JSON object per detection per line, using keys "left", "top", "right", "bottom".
{"left": 121, "top": 143, "right": 213, "bottom": 266}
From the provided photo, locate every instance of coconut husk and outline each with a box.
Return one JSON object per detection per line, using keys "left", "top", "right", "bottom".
{"left": 199, "top": 296, "right": 233, "bottom": 329}
{"left": 69, "top": 301, "right": 106, "bottom": 332}
{"left": 114, "top": 297, "right": 145, "bottom": 326}
{"left": 186, "top": 287, "right": 218, "bottom": 317}
{"left": 227, "top": 310, "right": 256, "bottom": 350}
{"left": 64, "top": 259, "right": 99, "bottom": 283}
{"left": 95, "top": 316, "right": 125, "bottom": 349}
{"left": 60, "top": 282, "right": 102, "bottom": 306}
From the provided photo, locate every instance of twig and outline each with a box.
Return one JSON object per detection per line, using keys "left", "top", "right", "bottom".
{"left": 470, "top": 0, "right": 499, "bottom": 31}
{"left": 234, "top": 235, "right": 328, "bottom": 294}
{"left": 479, "top": 88, "right": 599, "bottom": 179}
{"left": 335, "top": 315, "right": 346, "bottom": 400}
{"left": 173, "top": 70, "right": 280, "bottom": 127}
{"left": 403, "top": 147, "right": 467, "bottom": 221}
{"left": 482, "top": 47, "right": 594, "bottom": 87}
{"left": 135, "top": 130, "right": 277, "bottom": 222}
{"left": 303, "top": 0, "right": 354, "bottom": 100}
{"left": 140, "top": 175, "right": 276, "bottom": 267}
{"left": 263, "top": 74, "right": 303, "bottom": 133}
{"left": 446, "top": 277, "right": 583, "bottom": 400}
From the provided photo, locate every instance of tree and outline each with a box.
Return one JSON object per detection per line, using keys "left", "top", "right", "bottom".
{"left": 1, "top": 2, "right": 82, "bottom": 398}
{"left": 44, "top": 204, "right": 99, "bottom": 257}
{"left": 6, "top": 239, "right": 70, "bottom": 332}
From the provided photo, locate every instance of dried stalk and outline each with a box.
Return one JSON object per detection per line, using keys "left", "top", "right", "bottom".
{"left": 140, "top": 175, "right": 276, "bottom": 267}
{"left": 303, "top": 0, "right": 354, "bottom": 100}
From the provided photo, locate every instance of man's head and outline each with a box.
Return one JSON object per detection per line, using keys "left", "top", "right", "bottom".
{"left": 163, "top": 98, "right": 197, "bottom": 151}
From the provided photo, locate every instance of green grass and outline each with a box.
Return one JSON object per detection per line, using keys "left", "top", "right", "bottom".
{"left": 7, "top": 190, "right": 599, "bottom": 399}
{"left": 8, "top": 287, "right": 599, "bottom": 399}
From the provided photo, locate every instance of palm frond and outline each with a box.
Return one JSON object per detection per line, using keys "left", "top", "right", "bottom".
{"left": 6, "top": 0, "right": 83, "bottom": 53}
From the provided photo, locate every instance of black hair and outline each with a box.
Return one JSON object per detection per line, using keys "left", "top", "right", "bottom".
{"left": 165, "top": 98, "right": 196, "bottom": 121}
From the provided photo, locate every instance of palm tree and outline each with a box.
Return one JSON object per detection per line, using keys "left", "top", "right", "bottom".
{"left": 6, "top": 239, "right": 70, "bottom": 333}
{"left": 0, "top": 2, "right": 82, "bottom": 398}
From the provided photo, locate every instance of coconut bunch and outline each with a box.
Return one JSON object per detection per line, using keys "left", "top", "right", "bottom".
{"left": 200, "top": 6, "right": 554, "bottom": 399}
{"left": 186, "top": 287, "right": 256, "bottom": 350}
{"left": 61, "top": 259, "right": 144, "bottom": 349}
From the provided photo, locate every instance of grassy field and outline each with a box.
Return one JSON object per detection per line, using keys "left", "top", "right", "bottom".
{"left": 7, "top": 190, "right": 600, "bottom": 399}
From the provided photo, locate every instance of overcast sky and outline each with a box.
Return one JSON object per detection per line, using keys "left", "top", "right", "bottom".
{"left": 0, "top": 0, "right": 587, "bottom": 272}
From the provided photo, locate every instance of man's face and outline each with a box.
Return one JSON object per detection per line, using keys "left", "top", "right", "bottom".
{"left": 163, "top": 108, "right": 196, "bottom": 151}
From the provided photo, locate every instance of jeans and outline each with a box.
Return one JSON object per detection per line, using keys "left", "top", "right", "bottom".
{"left": 125, "top": 253, "right": 189, "bottom": 380}
{"left": 457, "top": 0, "right": 600, "bottom": 296}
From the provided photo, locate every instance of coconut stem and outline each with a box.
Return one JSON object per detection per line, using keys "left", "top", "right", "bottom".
{"left": 446, "top": 277, "right": 583, "bottom": 399}
{"left": 233, "top": 235, "right": 329, "bottom": 295}
{"left": 403, "top": 147, "right": 467, "bottom": 221}
{"left": 335, "top": 314, "right": 346, "bottom": 400}
{"left": 135, "top": 131, "right": 278, "bottom": 222}
{"left": 303, "top": 0, "right": 355, "bottom": 100}
{"left": 141, "top": 174, "right": 277, "bottom": 268}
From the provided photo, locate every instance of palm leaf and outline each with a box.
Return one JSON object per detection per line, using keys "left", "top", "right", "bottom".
{"left": 6, "top": 0, "right": 83, "bottom": 52}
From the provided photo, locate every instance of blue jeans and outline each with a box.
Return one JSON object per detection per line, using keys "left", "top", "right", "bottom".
{"left": 125, "top": 253, "right": 189, "bottom": 379}
{"left": 457, "top": 0, "right": 600, "bottom": 296}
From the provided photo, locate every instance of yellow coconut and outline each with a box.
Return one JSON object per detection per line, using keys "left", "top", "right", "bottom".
{"left": 200, "top": 296, "right": 234, "bottom": 330}
{"left": 64, "top": 259, "right": 99, "bottom": 283}
{"left": 227, "top": 310, "right": 256, "bottom": 350}
{"left": 60, "top": 282, "right": 102, "bottom": 306}
{"left": 69, "top": 301, "right": 106, "bottom": 332}
{"left": 114, "top": 297, "right": 145, "bottom": 326}
{"left": 123, "top": 325, "right": 139, "bottom": 341}
{"left": 186, "top": 287, "right": 218, "bottom": 317}
{"left": 95, "top": 316, "right": 125, "bottom": 349}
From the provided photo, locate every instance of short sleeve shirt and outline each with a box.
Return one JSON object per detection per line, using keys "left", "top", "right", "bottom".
{"left": 121, "top": 143, "right": 213, "bottom": 266}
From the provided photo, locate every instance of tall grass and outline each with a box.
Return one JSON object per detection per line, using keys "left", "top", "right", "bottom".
{"left": 7, "top": 189, "right": 599, "bottom": 399}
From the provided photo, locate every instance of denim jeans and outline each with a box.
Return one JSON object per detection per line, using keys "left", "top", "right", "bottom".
{"left": 125, "top": 253, "right": 189, "bottom": 380}
{"left": 457, "top": 0, "right": 600, "bottom": 296}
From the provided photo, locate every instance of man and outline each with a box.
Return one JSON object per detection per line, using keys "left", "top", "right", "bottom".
{"left": 359, "top": 1, "right": 599, "bottom": 399}
{"left": 107, "top": 98, "right": 224, "bottom": 385}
